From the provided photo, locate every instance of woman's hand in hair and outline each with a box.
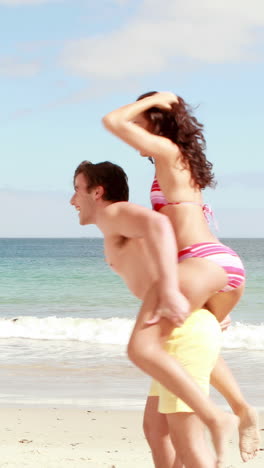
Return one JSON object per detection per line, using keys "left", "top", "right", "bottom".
{"left": 147, "top": 91, "right": 179, "bottom": 111}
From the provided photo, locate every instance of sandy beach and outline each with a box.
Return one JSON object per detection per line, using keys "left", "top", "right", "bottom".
{"left": 0, "top": 407, "right": 263, "bottom": 467}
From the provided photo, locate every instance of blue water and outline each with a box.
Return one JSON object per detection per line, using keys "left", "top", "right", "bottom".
{"left": 0, "top": 238, "right": 263, "bottom": 409}
{"left": 0, "top": 238, "right": 139, "bottom": 318}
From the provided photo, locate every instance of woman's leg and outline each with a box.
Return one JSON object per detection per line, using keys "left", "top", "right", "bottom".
{"left": 177, "top": 257, "right": 240, "bottom": 320}
{"left": 211, "top": 356, "right": 260, "bottom": 462}
{"left": 177, "top": 260, "right": 260, "bottom": 460}
{"left": 167, "top": 412, "right": 216, "bottom": 468}
{"left": 127, "top": 284, "right": 238, "bottom": 466}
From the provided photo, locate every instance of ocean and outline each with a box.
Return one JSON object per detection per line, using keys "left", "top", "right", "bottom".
{"left": 0, "top": 238, "right": 263, "bottom": 409}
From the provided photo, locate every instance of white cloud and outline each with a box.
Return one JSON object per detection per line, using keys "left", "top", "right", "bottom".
{"left": 0, "top": 58, "right": 40, "bottom": 77}
{"left": 61, "top": 0, "right": 264, "bottom": 80}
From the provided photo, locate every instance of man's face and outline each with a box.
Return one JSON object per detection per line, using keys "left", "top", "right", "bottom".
{"left": 70, "top": 173, "right": 96, "bottom": 225}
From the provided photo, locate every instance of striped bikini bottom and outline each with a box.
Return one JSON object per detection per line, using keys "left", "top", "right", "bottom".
{"left": 178, "top": 242, "right": 245, "bottom": 293}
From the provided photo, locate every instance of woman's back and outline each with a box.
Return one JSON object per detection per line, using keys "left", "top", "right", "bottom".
{"left": 153, "top": 155, "right": 219, "bottom": 249}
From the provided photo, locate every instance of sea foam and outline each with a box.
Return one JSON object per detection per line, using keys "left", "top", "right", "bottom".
{"left": 0, "top": 316, "right": 263, "bottom": 350}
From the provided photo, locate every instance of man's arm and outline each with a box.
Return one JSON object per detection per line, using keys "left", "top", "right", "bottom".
{"left": 103, "top": 202, "right": 190, "bottom": 325}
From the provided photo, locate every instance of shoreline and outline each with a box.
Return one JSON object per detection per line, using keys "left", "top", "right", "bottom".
{"left": 0, "top": 407, "right": 263, "bottom": 467}
{"left": 1, "top": 401, "right": 264, "bottom": 411}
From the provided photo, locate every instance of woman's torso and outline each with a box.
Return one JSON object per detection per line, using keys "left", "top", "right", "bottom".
{"left": 152, "top": 158, "right": 220, "bottom": 250}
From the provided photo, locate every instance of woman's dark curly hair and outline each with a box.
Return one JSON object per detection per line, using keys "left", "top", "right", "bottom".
{"left": 137, "top": 91, "right": 216, "bottom": 189}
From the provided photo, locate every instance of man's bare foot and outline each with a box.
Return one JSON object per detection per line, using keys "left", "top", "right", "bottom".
{"left": 238, "top": 406, "right": 260, "bottom": 462}
{"left": 209, "top": 411, "right": 239, "bottom": 468}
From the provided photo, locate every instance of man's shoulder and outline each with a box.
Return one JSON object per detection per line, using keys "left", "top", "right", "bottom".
{"left": 105, "top": 201, "right": 134, "bottom": 216}
{"left": 105, "top": 201, "right": 159, "bottom": 222}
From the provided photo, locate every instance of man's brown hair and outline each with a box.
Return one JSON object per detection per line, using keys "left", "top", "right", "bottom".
{"left": 74, "top": 161, "right": 129, "bottom": 202}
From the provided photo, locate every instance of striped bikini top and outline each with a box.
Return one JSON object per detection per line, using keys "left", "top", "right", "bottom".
{"left": 150, "top": 177, "right": 216, "bottom": 226}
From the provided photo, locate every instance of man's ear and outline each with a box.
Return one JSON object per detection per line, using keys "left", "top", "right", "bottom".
{"left": 93, "top": 185, "right": 104, "bottom": 200}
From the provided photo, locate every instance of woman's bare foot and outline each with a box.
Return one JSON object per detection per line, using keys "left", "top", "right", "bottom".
{"left": 208, "top": 410, "right": 239, "bottom": 467}
{"left": 238, "top": 405, "right": 260, "bottom": 462}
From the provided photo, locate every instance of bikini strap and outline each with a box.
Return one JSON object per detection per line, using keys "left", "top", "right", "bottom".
{"left": 202, "top": 204, "right": 218, "bottom": 230}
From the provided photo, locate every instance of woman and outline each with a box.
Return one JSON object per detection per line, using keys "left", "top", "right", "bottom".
{"left": 102, "top": 91, "right": 260, "bottom": 465}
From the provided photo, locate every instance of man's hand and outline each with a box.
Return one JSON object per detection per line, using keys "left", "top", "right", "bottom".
{"left": 146, "top": 287, "right": 190, "bottom": 327}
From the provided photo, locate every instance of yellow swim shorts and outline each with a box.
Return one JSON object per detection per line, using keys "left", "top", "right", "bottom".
{"left": 149, "top": 309, "right": 222, "bottom": 414}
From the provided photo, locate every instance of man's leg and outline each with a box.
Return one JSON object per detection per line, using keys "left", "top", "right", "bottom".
{"left": 211, "top": 355, "right": 260, "bottom": 462}
{"left": 128, "top": 285, "right": 238, "bottom": 466}
{"left": 177, "top": 260, "right": 260, "bottom": 461}
{"left": 167, "top": 412, "right": 215, "bottom": 468}
{"left": 143, "top": 396, "right": 176, "bottom": 468}
{"left": 144, "top": 355, "right": 260, "bottom": 464}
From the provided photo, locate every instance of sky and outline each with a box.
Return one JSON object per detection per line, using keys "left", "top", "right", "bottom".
{"left": 0, "top": 0, "right": 263, "bottom": 238}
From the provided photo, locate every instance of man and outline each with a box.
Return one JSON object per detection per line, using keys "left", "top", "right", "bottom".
{"left": 70, "top": 160, "right": 237, "bottom": 468}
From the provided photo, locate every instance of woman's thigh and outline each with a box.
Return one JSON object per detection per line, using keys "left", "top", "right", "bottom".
{"left": 178, "top": 258, "right": 244, "bottom": 320}
{"left": 128, "top": 282, "right": 174, "bottom": 350}
{"left": 206, "top": 283, "right": 245, "bottom": 322}
{"left": 178, "top": 257, "right": 227, "bottom": 306}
